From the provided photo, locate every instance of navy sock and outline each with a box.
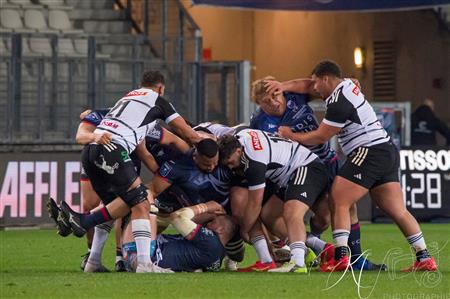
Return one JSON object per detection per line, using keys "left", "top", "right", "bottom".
{"left": 80, "top": 207, "right": 112, "bottom": 230}
{"left": 348, "top": 222, "right": 362, "bottom": 261}
{"left": 116, "top": 247, "right": 123, "bottom": 257}
{"left": 334, "top": 246, "right": 348, "bottom": 261}
{"left": 416, "top": 249, "right": 431, "bottom": 262}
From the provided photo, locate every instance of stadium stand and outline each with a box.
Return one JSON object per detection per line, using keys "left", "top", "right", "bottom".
{"left": 0, "top": 0, "right": 202, "bottom": 145}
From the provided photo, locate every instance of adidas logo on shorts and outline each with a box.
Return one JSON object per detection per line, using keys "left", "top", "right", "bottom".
{"left": 301, "top": 192, "right": 308, "bottom": 198}
{"left": 354, "top": 173, "right": 362, "bottom": 180}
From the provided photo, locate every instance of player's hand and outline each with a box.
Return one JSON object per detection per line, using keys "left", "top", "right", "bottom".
{"left": 94, "top": 132, "right": 112, "bottom": 145}
{"left": 278, "top": 126, "right": 294, "bottom": 140}
{"left": 213, "top": 206, "right": 226, "bottom": 215}
{"left": 79, "top": 109, "right": 92, "bottom": 120}
{"left": 264, "top": 80, "right": 283, "bottom": 96}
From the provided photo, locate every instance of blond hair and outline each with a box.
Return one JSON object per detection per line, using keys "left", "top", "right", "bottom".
{"left": 251, "top": 76, "right": 276, "bottom": 103}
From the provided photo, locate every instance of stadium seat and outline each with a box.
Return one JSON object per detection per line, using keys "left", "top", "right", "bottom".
{"left": 24, "top": 9, "right": 59, "bottom": 33}
{"left": 0, "top": 9, "right": 35, "bottom": 33}
{"left": 59, "top": 38, "right": 84, "bottom": 57}
{"left": 74, "top": 39, "right": 110, "bottom": 59}
{"left": 48, "top": 10, "right": 83, "bottom": 34}
{"left": 37, "top": 0, "right": 71, "bottom": 10}
{"left": 29, "top": 37, "right": 53, "bottom": 56}
{"left": 7, "top": 0, "right": 41, "bottom": 9}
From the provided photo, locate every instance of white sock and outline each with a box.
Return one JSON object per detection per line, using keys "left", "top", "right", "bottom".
{"left": 290, "top": 241, "right": 307, "bottom": 267}
{"left": 406, "top": 232, "right": 427, "bottom": 252}
{"left": 306, "top": 232, "right": 327, "bottom": 252}
{"left": 132, "top": 219, "right": 152, "bottom": 265}
{"left": 251, "top": 235, "right": 273, "bottom": 263}
{"left": 88, "top": 221, "right": 112, "bottom": 265}
{"left": 332, "top": 229, "right": 350, "bottom": 247}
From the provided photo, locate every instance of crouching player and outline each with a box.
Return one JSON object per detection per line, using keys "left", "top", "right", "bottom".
{"left": 122, "top": 202, "right": 238, "bottom": 272}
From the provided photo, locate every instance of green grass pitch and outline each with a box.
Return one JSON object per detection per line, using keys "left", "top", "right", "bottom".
{"left": 1, "top": 224, "right": 449, "bottom": 299}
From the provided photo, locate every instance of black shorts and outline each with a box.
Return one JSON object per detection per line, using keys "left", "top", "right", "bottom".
{"left": 324, "top": 156, "right": 339, "bottom": 191}
{"left": 81, "top": 143, "right": 139, "bottom": 205}
{"left": 277, "top": 160, "right": 329, "bottom": 207}
{"left": 339, "top": 141, "right": 400, "bottom": 189}
{"left": 262, "top": 180, "right": 280, "bottom": 206}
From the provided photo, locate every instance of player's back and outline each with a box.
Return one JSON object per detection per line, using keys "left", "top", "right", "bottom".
{"left": 237, "top": 129, "right": 318, "bottom": 186}
{"left": 325, "top": 79, "right": 389, "bottom": 155}
{"left": 95, "top": 88, "right": 178, "bottom": 153}
{"left": 158, "top": 151, "right": 233, "bottom": 205}
{"left": 154, "top": 227, "right": 225, "bottom": 272}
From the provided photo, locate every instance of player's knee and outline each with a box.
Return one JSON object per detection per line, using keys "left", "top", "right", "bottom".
{"left": 120, "top": 184, "right": 148, "bottom": 208}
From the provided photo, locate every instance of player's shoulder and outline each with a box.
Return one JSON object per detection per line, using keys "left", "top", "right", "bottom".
{"left": 83, "top": 108, "right": 109, "bottom": 125}
{"left": 237, "top": 129, "right": 268, "bottom": 159}
{"left": 326, "top": 80, "right": 360, "bottom": 106}
{"left": 250, "top": 108, "right": 266, "bottom": 126}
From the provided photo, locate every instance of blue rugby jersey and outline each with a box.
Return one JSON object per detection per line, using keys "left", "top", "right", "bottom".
{"left": 250, "top": 92, "right": 336, "bottom": 163}
{"left": 157, "top": 150, "right": 233, "bottom": 207}
{"left": 153, "top": 225, "right": 226, "bottom": 272}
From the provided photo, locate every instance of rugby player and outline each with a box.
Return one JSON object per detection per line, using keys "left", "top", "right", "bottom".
{"left": 121, "top": 202, "right": 238, "bottom": 272}
{"left": 278, "top": 60, "right": 437, "bottom": 272}
{"left": 48, "top": 71, "right": 201, "bottom": 273}
{"left": 250, "top": 76, "right": 385, "bottom": 270}
{"left": 218, "top": 129, "right": 329, "bottom": 273}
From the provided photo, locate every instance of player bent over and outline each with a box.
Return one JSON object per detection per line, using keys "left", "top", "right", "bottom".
{"left": 122, "top": 202, "right": 238, "bottom": 272}
{"left": 218, "top": 129, "right": 328, "bottom": 273}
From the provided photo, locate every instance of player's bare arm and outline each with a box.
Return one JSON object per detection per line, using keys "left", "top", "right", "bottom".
{"left": 147, "top": 173, "right": 172, "bottom": 197}
{"left": 278, "top": 122, "right": 340, "bottom": 145}
{"left": 135, "top": 141, "right": 159, "bottom": 173}
{"left": 75, "top": 122, "right": 112, "bottom": 145}
{"left": 160, "top": 127, "right": 191, "bottom": 153}
{"left": 169, "top": 116, "right": 202, "bottom": 144}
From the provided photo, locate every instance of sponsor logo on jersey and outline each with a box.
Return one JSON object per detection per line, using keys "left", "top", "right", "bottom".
{"left": 268, "top": 123, "right": 278, "bottom": 129}
{"left": 159, "top": 162, "right": 173, "bottom": 177}
{"left": 125, "top": 90, "right": 148, "bottom": 97}
{"left": 102, "top": 120, "right": 119, "bottom": 129}
{"left": 148, "top": 127, "right": 161, "bottom": 140}
{"left": 352, "top": 86, "right": 360, "bottom": 96}
{"left": 248, "top": 131, "right": 263, "bottom": 151}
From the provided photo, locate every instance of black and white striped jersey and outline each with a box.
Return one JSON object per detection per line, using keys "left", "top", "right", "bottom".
{"left": 94, "top": 88, "right": 180, "bottom": 153}
{"left": 323, "top": 79, "right": 390, "bottom": 155}
{"left": 194, "top": 122, "right": 235, "bottom": 137}
{"left": 194, "top": 122, "right": 249, "bottom": 138}
{"left": 236, "top": 129, "right": 318, "bottom": 190}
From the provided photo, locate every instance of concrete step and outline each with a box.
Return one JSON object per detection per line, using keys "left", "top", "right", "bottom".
{"left": 70, "top": 9, "right": 125, "bottom": 21}
{"left": 82, "top": 20, "right": 131, "bottom": 34}
{"left": 71, "top": 0, "right": 115, "bottom": 9}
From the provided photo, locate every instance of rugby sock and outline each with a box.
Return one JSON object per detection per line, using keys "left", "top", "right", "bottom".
{"left": 306, "top": 232, "right": 326, "bottom": 253}
{"left": 251, "top": 235, "right": 273, "bottom": 263}
{"left": 80, "top": 207, "right": 112, "bottom": 230}
{"left": 87, "top": 221, "right": 112, "bottom": 266}
{"left": 348, "top": 222, "right": 363, "bottom": 262}
{"left": 407, "top": 232, "right": 430, "bottom": 262}
{"left": 115, "top": 247, "right": 123, "bottom": 263}
{"left": 132, "top": 219, "right": 152, "bottom": 265}
{"left": 290, "top": 241, "right": 307, "bottom": 267}
{"left": 333, "top": 229, "right": 350, "bottom": 260}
